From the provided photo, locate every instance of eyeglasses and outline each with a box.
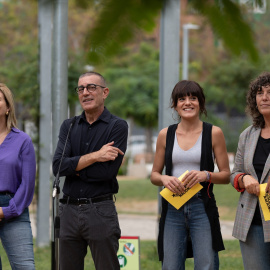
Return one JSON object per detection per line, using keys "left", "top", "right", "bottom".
{"left": 75, "top": 84, "right": 106, "bottom": 95}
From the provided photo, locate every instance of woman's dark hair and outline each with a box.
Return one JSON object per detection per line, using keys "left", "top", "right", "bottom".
{"left": 246, "top": 72, "right": 270, "bottom": 128}
{"left": 170, "top": 80, "right": 207, "bottom": 116}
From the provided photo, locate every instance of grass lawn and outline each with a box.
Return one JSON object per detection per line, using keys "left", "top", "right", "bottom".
{"left": 214, "top": 183, "right": 240, "bottom": 220}
{"left": 0, "top": 240, "right": 243, "bottom": 269}
{"left": 117, "top": 178, "right": 240, "bottom": 220}
{"left": 117, "top": 178, "right": 158, "bottom": 201}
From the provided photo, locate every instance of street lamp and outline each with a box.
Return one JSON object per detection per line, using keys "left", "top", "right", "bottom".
{"left": 182, "top": 23, "right": 199, "bottom": 80}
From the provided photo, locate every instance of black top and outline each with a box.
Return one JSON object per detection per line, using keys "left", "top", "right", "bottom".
{"left": 157, "top": 122, "right": 224, "bottom": 261}
{"left": 252, "top": 136, "right": 270, "bottom": 225}
{"left": 52, "top": 107, "right": 128, "bottom": 198}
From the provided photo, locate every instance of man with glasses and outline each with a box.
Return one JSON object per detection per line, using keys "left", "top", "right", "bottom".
{"left": 53, "top": 71, "right": 128, "bottom": 270}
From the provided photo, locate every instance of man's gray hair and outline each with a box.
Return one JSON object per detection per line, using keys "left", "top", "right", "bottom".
{"left": 79, "top": 72, "right": 106, "bottom": 87}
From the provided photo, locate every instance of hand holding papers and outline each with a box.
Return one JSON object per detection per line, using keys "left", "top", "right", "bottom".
{"left": 259, "top": 183, "right": 270, "bottom": 221}
{"left": 160, "top": 170, "right": 203, "bottom": 209}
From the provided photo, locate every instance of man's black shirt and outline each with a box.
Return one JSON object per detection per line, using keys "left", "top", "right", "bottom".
{"left": 53, "top": 107, "right": 128, "bottom": 198}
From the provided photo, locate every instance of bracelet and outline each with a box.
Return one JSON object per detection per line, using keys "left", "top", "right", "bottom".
{"left": 241, "top": 174, "right": 249, "bottom": 184}
{"left": 204, "top": 170, "right": 211, "bottom": 182}
{"left": 205, "top": 171, "right": 212, "bottom": 198}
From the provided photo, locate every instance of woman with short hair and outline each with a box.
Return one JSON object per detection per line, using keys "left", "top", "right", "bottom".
{"left": 151, "top": 80, "right": 230, "bottom": 270}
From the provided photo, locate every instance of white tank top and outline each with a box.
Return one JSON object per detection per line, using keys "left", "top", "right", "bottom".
{"left": 172, "top": 132, "right": 202, "bottom": 178}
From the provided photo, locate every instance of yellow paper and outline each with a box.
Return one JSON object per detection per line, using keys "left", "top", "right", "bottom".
{"left": 259, "top": 183, "right": 270, "bottom": 221}
{"left": 160, "top": 170, "right": 203, "bottom": 210}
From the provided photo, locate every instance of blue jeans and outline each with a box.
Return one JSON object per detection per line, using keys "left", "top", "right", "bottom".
{"left": 162, "top": 195, "right": 219, "bottom": 270}
{"left": 240, "top": 224, "right": 270, "bottom": 270}
{"left": 0, "top": 194, "right": 35, "bottom": 270}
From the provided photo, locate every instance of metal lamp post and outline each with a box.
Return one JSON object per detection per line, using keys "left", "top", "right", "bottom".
{"left": 182, "top": 23, "right": 199, "bottom": 80}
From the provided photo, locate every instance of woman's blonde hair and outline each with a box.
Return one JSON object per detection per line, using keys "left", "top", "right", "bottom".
{"left": 0, "top": 83, "right": 17, "bottom": 130}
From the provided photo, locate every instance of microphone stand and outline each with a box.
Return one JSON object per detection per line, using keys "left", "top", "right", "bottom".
{"left": 51, "top": 118, "right": 75, "bottom": 270}
{"left": 51, "top": 174, "right": 61, "bottom": 270}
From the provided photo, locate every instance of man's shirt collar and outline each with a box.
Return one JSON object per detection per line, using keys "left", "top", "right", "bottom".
{"left": 78, "top": 107, "right": 111, "bottom": 125}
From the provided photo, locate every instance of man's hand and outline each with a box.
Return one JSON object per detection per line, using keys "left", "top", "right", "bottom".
{"left": 96, "top": 141, "right": 124, "bottom": 162}
{"left": 76, "top": 141, "right": 124, "bottom": 171}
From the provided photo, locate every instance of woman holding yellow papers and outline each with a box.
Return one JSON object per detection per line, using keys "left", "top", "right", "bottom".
{"left": 231, "top": 72, "right": 270, "bottom": 270}
{"left": 151, "top": 80, "right": 230, "bottom": 270}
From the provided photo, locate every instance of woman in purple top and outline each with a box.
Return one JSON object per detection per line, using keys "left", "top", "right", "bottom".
{"left": 0, "top": 83, "right": 36, "bottom": 270}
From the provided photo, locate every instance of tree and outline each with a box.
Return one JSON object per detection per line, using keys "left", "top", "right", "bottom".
{"left": 204, "top": 58, "right": 259, "bottom": 117}
{"left": 73, "top": 0, "right": 262, "bottom": 64}
{"left": 0, "top": 0, "right": 39, "bottom": 127}
{"left": 201, "top": 51, "right": 270, "bottom": 152}
{"left": 201, "top": 57, "right": 258, "bottom": 151}
{"left": 0, "top": 0, "right": 97, "bottom": 122}
{"left": 100, "top": 42, "right": 159, "bottom": 155}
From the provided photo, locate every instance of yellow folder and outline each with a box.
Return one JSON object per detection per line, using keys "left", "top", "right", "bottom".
{"left": 259, "top": 183, "right": 270, "bottom": 221}
{"left": 160, "top": 170, "right": 203, "bottom": 210}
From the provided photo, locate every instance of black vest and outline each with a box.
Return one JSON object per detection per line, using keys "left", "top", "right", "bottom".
{"left": 157, "top": 122, "right": 225, "bottom": 261}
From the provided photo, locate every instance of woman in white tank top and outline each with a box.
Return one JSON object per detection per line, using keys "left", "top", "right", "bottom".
{"left": 151, "top": 80, "right": 230, "bottom": 270}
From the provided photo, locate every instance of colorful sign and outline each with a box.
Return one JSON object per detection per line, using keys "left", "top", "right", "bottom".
{"left": 117, "top": 236, "right": 140, "bottom": 269}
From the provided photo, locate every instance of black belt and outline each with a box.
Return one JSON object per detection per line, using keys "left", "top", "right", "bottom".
{"left": 60, "top": 194, "right": 113, "bottom": 205}
{"left": 0, "top": 192, "right": 13, "bottom": 196}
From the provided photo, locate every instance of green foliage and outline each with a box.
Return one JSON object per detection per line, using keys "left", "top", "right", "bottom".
{"left": 102, "top": 42, "right": 159, "bottom": 129}
{"left": 204, "top": 57, "right": 260, "bottom": 115}
{"left": 0, "top": 49, "right": 40, "bottom": 125}
{"left": 202, "top": 53, "right": 270, "bottom": 152}
{"left": 82, "top": 0, "right": 260, "bottom": 64}
{"left": 0, "top": 0, "right": 39, "bottom": 125}
{"left": 67, "top": 53, "right": 86, "bottom": 116}
{"left": 73, "top": 0, "right": 95, "bottom": 9}
{"left": 191, "top": 0, "right": 259, "bottom": 62}
{"left": 85, "top": 0, "right": 163, "bottom": 64}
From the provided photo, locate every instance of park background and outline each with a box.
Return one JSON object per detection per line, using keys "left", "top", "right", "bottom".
{"left": 0, "top": 0, "right": 270, "bottom": 269}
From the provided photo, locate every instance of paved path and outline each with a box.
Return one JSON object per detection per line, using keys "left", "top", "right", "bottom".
{"left": 31, "top": 214, "right": 234, "bottom": 240}
{"left": 119, "top": 214, "right": 234, "bottom": 240}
